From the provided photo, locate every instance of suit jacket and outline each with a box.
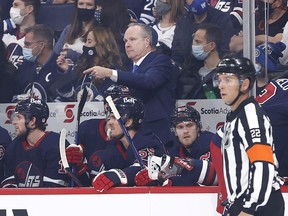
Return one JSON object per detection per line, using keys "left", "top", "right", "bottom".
{"left": 117, "top": 51, "right": 176, "bottom": 123}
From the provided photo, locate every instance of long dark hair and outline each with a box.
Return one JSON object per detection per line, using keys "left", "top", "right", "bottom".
{"left": 66, "top": 0, "right": 98, "bottom": 44}
{"left": 74, "top": 26, "right": 123, "bottom": 80}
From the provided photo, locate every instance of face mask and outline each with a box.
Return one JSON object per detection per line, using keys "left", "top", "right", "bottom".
{"left": 258, "top": 1, "right": 275, "bottom": 15}
{"left": 9, "top": 7, "right": 25, "bottom": 25}
{"left": 23, "top": 47, "right": 37, "bottom": 62}
{"left": 78, "top": 8, "right": 95, "bottom": 22}
{"left": 192, "top": 44, "right": 209, "bottom": 60}
{"left": 94, "top": 9, "right": 102, "bottom": 24}
{"left": 155, "top": 0, "right": 171, "bottom": 17}
{"left": 82, "top": 46, "right": 97, "bottom": 58}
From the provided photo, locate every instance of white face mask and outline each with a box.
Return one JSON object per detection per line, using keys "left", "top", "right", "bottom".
{"left": 9, "top": 7, "right": 25, "bottom": 25}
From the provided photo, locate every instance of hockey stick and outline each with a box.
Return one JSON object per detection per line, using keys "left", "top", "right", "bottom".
{"left": 70, "top": 86, "right": 88, "bottom": 186}
{"left": 105, "top": 96, "right": 145, "bottom": 169}
{"left": 75, "top": 86, "right": 88, "bottom": 143}
{"left": 59, "top": 128, "right": 83, "bottom": 187}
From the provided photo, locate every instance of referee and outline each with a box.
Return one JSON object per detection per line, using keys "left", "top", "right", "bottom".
{"left": 213, "top": 56, "right": 285, "bottom": 216}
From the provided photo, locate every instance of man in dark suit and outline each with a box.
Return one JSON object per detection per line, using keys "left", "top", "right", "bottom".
{"left": 83, "top": 23, "right": 177, "bottom": 150}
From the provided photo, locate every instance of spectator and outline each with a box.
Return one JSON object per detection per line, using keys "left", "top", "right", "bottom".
{"left": 15, "top": 24, "right": 68, "bottom": 102}
{"left": 3, "top": 0, "right": 40, "bottom": 46}
{"left": 123, "top": 0, "right": 156, "bottom": 25}
{"left": 208, "top": 0, "right": 244, "bottom": 34}
{"left": 56, "top": 26, "right": 123, "bottom": 102}
{"left": 279, "top": 21, "right": 288, "bottom": 65}
{"left": 4, "top": 0, "right": 41, "bottom": 68}
{"left": 0, "top": 39, "right": 18, "bottom": 103}
{"left": 135, "top": 104, "right": 217, "bottom": 187}
{"left": 255, "top": 41, "right": 286, "bottom": 91}
{"left": 64, "top": 84, "right": 131, "bottom": 185}
{"left": 53, "top": 0, "right": 98, "bottom": 61}
{"left": 92, "top": 96, "right": 166, "bottom": 191}
{"left": 83, "top": 23, "right": 177, "bottom": 150}
{"left": 178, "top": 23, "right": 223, "bottom": 99}
{"left": 152, "top": 0, "right": 185, "bottom": 54}
{"left": 0, "top": 126, "right": 12, "bottom": 182}
{"left": 95, "top": 0, "right": 132, "bottom": 70}
{"left": 1, "top": 98, "right": 70, "bottom": 188}
{"left": 230, "top": 0, "right": 288, "bottom": 53}
{"left": 213, "top": 56, "right": 284, "bottom": 215}
{"left": 171, "top": 0, "right": 234, "bottom": 66}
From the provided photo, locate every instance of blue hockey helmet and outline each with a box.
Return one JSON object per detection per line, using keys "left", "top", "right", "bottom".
{"left": 108, "top": 96, "right": 145, "bottom": 130}
{"left": 171, "top": 105, "right": 202, "bottom": 129}
{"left": 104, "top": 84, "right": 130, "bottom": 99}
{"left": 15, "top": 98, "right": 49, "bottom": 128}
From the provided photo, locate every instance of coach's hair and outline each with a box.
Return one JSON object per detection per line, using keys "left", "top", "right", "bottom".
{"left": 127, "top": 23, "right": 157, "bottom": 48}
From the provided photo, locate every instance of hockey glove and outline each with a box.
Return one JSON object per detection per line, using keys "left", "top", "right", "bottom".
{"left": 66, "top": 144, "right": 84, "bottom": 164}
{"left": 92, "top": 169, "right": 128, "bottom": 192}
{"left": 135, "top": 169, "right": 155, "bottom": 186}
{"left": 148, "top": 154, "right": 194, "bottom": 181}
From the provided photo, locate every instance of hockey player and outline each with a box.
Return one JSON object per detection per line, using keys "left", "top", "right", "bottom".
{"left": 254, "top": 42, "right": 288, "bottom": 181}
{"left": 91, "top": 96, "right": 166, "bottom": 192}
{"left": 1, "top": 98, "right": 70, "bottom": 188}
{"left": 213, "top": 56, "right": 284, "bottom": 215}
{"left": 134, "top": 105, "right": 217, "bottom": 187}
{"left": 0, "top": 127, "right": 12, "bottom": 182}
{"left": 65, "top": 85, "right": 130, "bottom": 185}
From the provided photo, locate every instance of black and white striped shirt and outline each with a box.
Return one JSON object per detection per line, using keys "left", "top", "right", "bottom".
{"left": 222, "top": 97, "right": 282, "bottom": 214}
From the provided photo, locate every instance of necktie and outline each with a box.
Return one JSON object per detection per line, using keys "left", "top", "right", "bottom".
{"left": 132, "top": 64, "right": 138, "bottom": 73}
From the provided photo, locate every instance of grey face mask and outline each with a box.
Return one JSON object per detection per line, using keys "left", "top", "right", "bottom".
{"left": 155, "top": 0, "right": 171, "bottom": 17}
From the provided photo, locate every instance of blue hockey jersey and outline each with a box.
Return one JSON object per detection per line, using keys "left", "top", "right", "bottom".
{"left": 1, "top": 131, "right": 70, "bottom": 188}
{"left": 256, "top": 78, "right": 288, "bottom": 178}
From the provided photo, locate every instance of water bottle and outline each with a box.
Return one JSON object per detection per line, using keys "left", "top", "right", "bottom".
{"left": 203, "top": 83, "right": 217, "bottom": 99}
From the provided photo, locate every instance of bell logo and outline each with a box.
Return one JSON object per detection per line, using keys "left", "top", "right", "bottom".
{"left": 64, "top": 104, "right": 75, "bottom": 123}
{"left": 5, "top": 106, "right": 16, "bottom": 124}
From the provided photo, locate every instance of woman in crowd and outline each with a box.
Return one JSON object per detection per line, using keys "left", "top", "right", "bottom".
{"left": 56, "top": 26, "right": 123, "bottom": 102}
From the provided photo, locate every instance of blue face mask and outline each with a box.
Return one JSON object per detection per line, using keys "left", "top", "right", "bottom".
{"left": 192, "top": 44, "right": 209, "bottom": 60}
{"left": 22, "top": 47, "right": 37, "bottom": 62}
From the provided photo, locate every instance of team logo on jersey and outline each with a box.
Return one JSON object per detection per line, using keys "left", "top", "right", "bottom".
{"left": 5, "top": 105, "right": 16, "bottom": 124}
{"left": 6, "top": 42, "right": 24, "bottom": 69}
{"left": 90, "top": 152, "right": 103, "bottom": 169}
{"left": 16, "top": 161, "right": 42, "bottom": 187}
{"left": 0, "top": 145, "right": 5, "bottom": 160}
{"left": 64, "top": 104, "right": 75, "bottom": 123}
{"left": 24, "top": 82, "right": 47, "bottom": 102}
{"left": 75, "top": 82, "right": 98, "bottom": 102}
